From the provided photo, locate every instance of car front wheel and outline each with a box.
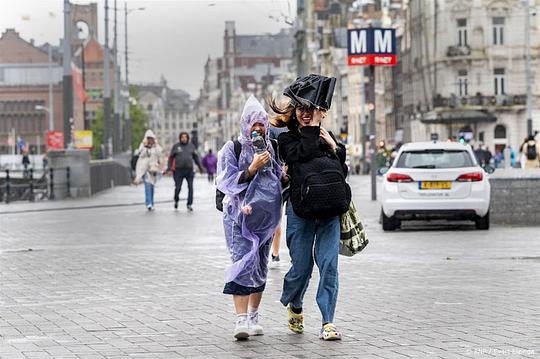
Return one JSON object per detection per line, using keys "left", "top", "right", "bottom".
{"left": 381, "top": 209, "right": 400, "bottom": 231}
{"left": 475, "top": 211, "right": 490, "bottom": 230}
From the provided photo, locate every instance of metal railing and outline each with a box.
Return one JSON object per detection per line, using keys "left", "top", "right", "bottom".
{"left": 0, "top": 167, "right": 71, "bottom": 203}
{"left": 90, "top": 160, "right": 131, "bottom": 195}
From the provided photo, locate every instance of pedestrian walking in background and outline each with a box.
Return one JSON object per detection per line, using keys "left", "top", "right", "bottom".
{"left": 134, "top": 130, "right": 163, "bottom": 211}
{"left": 474, "top": 145, "right": 486, "bottom": 166}
{"left": 167, "top": 132, "right": 203, "bottom": 211}
{"left": 484, "top": 147, "right": 493, "bottom": 166}
{"left": 270, "top": 74, "right": 351, "bottom": 341}
{"left": 509, "top": 146, "right": 516, "bottom": 168}
{"left": 42, "top": 153, "right": 49, "bottom": 170}
{"left": 201, "top": 149, "right": 218, "bottom": 183}
{"left": 216, "top": 96, "right": 287, "bottom": 340}
{"left": 22, "top": 152, "right": 30, "bottom": 178}
{"left": 494, "top": 150, "right": 503, "bottom": 168}
{"left": 375, "top": 140, "right": 389, "bottom": 169}
{"left": 521, "top": 135, "right": 540, "bottom": 169}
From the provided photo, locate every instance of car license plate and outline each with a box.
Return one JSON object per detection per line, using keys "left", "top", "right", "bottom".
{"left": 419, "top": 181, "right": 452, "bottom": 190}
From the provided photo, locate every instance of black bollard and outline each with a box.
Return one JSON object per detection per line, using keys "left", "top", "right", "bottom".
{"left": 5, "top": 169, "right": 10, "bottom": 204}
{"left": 29, "top": 169, "right": 34, "bottom": 202}
{"left": 49, "top": 168, "right": 55, "bottom": 200}
{"left": 66, "top": 167, "right": 71, "bottom": 198}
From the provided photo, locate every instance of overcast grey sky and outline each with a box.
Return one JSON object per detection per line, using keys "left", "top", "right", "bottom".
{"left": 1, "top": 0, "right": 295, "bottom": 97}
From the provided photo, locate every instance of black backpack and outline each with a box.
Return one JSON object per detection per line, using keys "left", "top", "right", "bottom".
{"left": 526, "top": 143, "right": 537, "bottom": 160}
{"left": 215, "top": 139, "right": 278, "bottom": 212}
{"left": 289, "top": 152, "right": 351, "bottom": 220}
{"left": 130, "top": 154, "right": 139, "bottom": 171}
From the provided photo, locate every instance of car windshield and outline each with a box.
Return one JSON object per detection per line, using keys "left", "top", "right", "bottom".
{"left": 395, "top": 150, "right": 474, "bottom": 169}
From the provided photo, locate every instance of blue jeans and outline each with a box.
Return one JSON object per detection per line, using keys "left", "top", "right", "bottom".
{"left": 173, "top": 168, "right": 194, "bottom": 205}
{"left": 144, "top": 174, "right": 154, "bottom": 207}
{"left": 280, "top": 201, "right": 340, "bottom": 324}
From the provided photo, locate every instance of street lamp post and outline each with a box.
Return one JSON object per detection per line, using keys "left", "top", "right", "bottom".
{"left": 80, "top": 43, "right": 87, "bottom": 130}
{"left": 62, "top": 0, "right": 73, "bottom": 148}
{"left": 113, "top": 0, "right": 121, "bottom": 154}
{"left": 104, "top": 0, "right": 112, "bottom": 158}
{"left": 124, "top": 4, "right": 145, "bottom": 152}
{"left": 36, "top": 106, "right": 53, "bottom": 131}
{"left": 524, "top": 0, "right": 533, "bottom": 136}
{"left": 47, "top": 45, "right": 54, "bottom": 132}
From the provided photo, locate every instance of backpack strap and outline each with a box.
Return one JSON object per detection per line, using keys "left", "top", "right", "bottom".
{"left": 233, "top": 140, "right": 242, "bottom": 161}
{"left": 270, "top": 139, "right": 281, "bottom": 163}
{"left": 270, "top": 138, "right": 278, "bottom": 153}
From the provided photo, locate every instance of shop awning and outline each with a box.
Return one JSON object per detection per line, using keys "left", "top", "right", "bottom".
{"left": 421, "top": 110, "right": 497, "bottom": 124}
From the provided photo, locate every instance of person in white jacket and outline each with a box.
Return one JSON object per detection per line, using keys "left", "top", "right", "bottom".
{"left": 134, "top": 130, "right": 163, "bottom": 210}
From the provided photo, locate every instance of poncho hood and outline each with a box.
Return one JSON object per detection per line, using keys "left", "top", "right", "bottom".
{"left": 239, "top": 95, "right": 269, "bottom": 143}
{"left": 144, "top": 129, "right": 156, "bottom": 139}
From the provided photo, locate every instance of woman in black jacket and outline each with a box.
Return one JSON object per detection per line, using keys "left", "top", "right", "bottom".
{"left": 270, "top": 74, "right": 349, "bottom": 341}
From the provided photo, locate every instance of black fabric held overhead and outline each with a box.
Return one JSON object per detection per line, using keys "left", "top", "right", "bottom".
{"left": 216, "top": 139, "right": 278, "bottom": 212}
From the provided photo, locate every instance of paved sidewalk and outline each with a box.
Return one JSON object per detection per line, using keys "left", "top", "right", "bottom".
{"left": 0, "top": 175, "right": 181, "bottom": 215}
{"left": 1, "top": 176, "right": 539, "bottom": 358}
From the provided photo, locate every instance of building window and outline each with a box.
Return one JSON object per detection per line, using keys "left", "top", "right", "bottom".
{"left": 0, "top": 68, "right": 4, "bottom": 82}
{"left": 494, "top": 124, "right": 506, "bottom": 139}
{"left": 458, "top": 70, "right": 468, "bottom": 96}
{"left": 492, "top": 17, "right": 505, "bottom": 45}
{"left": 457, "top": 18, "right": 468, "bottom": 46}
{"left": 494, "top": 68, "right": 505, "bottom": 95}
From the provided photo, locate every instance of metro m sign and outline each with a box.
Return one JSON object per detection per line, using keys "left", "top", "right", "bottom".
{"left": 347, "top": 28, "right": 397, "bottom": 66}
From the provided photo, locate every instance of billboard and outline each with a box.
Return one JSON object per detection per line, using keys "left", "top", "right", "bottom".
{"left": 347, "top": 28, "right": 397, "bottom": 66}
{"left": 73, "top": 130, "right": 93, "bottom": 149}
{"left": 47, "top": 131, "right": 64, "bottom": 150}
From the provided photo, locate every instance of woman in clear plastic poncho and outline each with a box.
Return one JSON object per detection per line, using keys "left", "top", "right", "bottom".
{"left": 216, "top": 96, "right": 285, "bottom": 340}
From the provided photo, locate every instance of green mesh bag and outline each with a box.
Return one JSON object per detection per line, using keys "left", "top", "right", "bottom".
{"left": 339, "top": 201, "right": 369, "bottom": 256}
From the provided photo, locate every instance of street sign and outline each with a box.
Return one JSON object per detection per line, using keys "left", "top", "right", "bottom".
{"left": 73, "top": 130, "right": 93, "bottom": 149}
{"left": 47, "top": 131, "right": 64, "bottom": 150}
{"left": 347, "top": 28, "right": 397, "bottom": 66}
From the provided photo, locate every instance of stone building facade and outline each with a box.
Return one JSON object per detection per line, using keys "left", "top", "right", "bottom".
{"left": 196, "top": 21, "right": 294, "bottom": 152}
{"left": 0, "top": 29, "right": 63, "bottom": 154}
{"left": 400, "top": 0, "right": 540, "bottom": 154}
{"left": 135, "top": 78, "right": 194, "bottom": 152}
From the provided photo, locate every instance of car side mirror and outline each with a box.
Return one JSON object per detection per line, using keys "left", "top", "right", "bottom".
{"left": 483, "top": 165, "right": 495, "bottom": 174}
{"left": 378, "top": 166, "right": 390, "bottom": 176}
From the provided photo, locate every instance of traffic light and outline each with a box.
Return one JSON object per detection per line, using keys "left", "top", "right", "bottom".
{"left": 458, "top": 136, "right": 466, "bottom": 144}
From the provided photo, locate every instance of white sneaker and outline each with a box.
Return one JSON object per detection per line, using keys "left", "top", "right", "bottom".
{"left": 234, "top": 315, "right": 249, "bottom": 340}
{"left": 248, "top": 312, "right": 264, "bottom": 336}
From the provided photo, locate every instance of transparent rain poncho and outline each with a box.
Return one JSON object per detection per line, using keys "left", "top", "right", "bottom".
{"left": 216, "top": 96, "right": 282, "bottom": 288}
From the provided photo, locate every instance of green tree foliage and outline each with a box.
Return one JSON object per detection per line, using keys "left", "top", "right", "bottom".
{"left": 130, "top": 99, "right": 147, "bottom": 151}
{"left": 90, "top": 87, "right": 148, "bottom": 159}
{"left": 90, "top": 107, "right": 104, "bottom": 159}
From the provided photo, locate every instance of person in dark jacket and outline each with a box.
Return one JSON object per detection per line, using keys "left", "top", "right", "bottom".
{"left": 270, "top": 74, "right": 347, "bottom": 341}
{"left": 168, "top": 132, "right": 203, "bottom": 211}
{"left": 22, "top": 152, "right": 31, "bottom": 178}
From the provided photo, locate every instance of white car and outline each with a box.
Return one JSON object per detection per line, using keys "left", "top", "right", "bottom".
{"left": 380, "top": 141, "right": 492, "bottom": 231}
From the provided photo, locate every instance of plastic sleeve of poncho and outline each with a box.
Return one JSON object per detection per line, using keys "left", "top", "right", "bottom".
{"left": 216, "top": 141, "right": 248, "bottom": 198}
